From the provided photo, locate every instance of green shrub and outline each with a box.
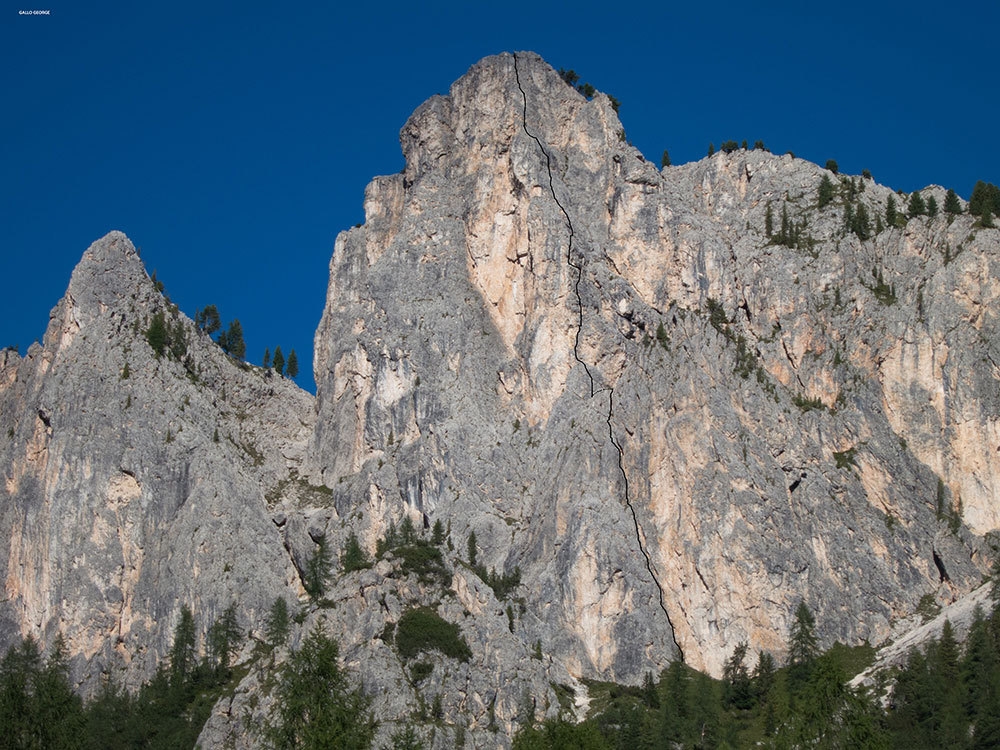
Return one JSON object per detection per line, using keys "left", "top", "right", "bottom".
{"left": 395, "top": 607, "right": 471, "bottom": 662}
{"left": 865, "top": 267, "right": 896, "bottom": 305}
{"left": 834, "top": 447, "right": 857, "bottom": 469}
{"left": 396, "top": 542, "right": 450, "bottom": 587}
{"left": 792, "top": 394, "right": 826, "bottom": 413}
{"left": 409, "top": 661, "right": 433, "bottom": 683}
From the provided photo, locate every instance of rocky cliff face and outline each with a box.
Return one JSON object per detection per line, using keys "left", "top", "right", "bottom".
{"left": 0, "top": 232, "right": 313, "bottom": 688}
{"left": 2, "top": 51, "right": 999, "bottom": 747}
{"left": 307, "top": 51, "right": 993, "bottom": 680}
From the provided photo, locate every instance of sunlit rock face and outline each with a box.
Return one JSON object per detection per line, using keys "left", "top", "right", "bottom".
{"left": 2, "top": 50, "right": 999, "bottom": 749}
{"left": 0, "top": 232, "right": 312, "bottom": 690}
{"left": 309, "top": 51, "right": 992, "bottom": 679}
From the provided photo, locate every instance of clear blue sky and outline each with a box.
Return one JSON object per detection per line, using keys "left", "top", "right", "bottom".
{"left": 4, "top": 0, "right": 998, "bottom": 391}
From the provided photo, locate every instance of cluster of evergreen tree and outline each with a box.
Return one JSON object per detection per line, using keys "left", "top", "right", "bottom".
{"left": 194, "top": 303, "right": 246, "bottom": 360}
{"left": 0, "top": 605, "right": 243, "bottom": 749}
{"left": 556, "top": 68, "right": 620, "bottom": 112}
{"left": 887, "top": 604, "right": 1000, "bottom": 748}
{"left": 969, "top": 181, "right": 1000, "bottom": 227}
{"left": 514, "top": 593, "right": 1000, "bottom": 750}
{"left": 144, "top": 308, "right": 188, "bottom": 361}
{"left": 263, "top": 345, "right": 299, "bottom": 378}
{"left": 707, "top": 140, "right": 768, "bottom": 157}
{"left": 765, "top": 201, "right": 812, "bottom": 251}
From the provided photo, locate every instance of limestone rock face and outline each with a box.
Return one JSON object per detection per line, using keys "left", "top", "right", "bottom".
{"left": 310, "top": 51, "right": 993, "bottom": 679}
{"left": 2, "top": 50, "right": 1000, "bottom": 747}
{"left": 0, "top": 232, "right": 313, "bottom": 689}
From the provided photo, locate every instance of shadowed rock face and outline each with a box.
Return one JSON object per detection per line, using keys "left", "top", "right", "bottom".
{"left": 1, "top": 51, "right": 998, "bottom": 747}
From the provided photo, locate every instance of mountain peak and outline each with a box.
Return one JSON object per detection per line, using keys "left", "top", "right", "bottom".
{"left": 42, "top": 231, "right": 151, "bottom": 353}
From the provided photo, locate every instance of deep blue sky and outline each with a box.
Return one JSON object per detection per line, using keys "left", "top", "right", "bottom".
{"left": 4, "top": 1, "right": 998, "bottom": 392}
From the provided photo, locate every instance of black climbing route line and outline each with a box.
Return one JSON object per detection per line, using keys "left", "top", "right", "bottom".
{"left": 513, "top": 53, "right": 595, "bottom": 397}
{"left": 607, "top": 388, "right": 685, "bottom": 662}
{"left": 513, "top": 52, "right": 683, "bottom": 662}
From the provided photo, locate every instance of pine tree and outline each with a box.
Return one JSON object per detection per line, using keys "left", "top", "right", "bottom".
{"left": 885, "top": 194, "right": 897, "bottom": 226}
{"left": 927, "top": 195, "right": 938, "bottom": 218}
{"left": 431, "top": 519, "right": 445, "bottom": 546}
{"left": 341, "top": 532, "right": 371, "bottom": 573}
{"left": 399, "top": 515, "right": 415, "bottom": 544}
{"left": 990, "top": 552, "right": 1000, "bottom": 604}
{"left": 817, "top": 174, "right": 835, "bottom": 208}
{"left": 944, "top": 188, "right": 962, "bottom": 215}
{"left": 661, "top": 150, "right": 671, "bottom": 168}
{"left": 825, "top": 159, "right": 839, "bottom": 174}
{"left": 36, "top": 633, "right": 86, "bottom": 748}
{"left": 908, "top": 191, "right": 927, "bottom": 217}
{"left": 207, "top": 604, "right": 241, "bottom": 674}
{"left": 286, "top": 349, "right": 299, "bottom": 379}
{"left": 932, "top": 620, "right": 967, "bottom": 746}
{"left": 779, "top": 203, "right": 791, "bottom": 246}
{"left": 195, "top": 304, "right": 221, "bottom": 335}
{"left": 146, "top": 311, "right": 168, "bottom": 357}
{"left": 722, "top": 641, "right": 752, "bottom": 709}
{"left": 752, "top": 650, "right": 776, "bottom": 702}
{"left": 467, "top": 530, "right": 478, "bottom": 568}
{"left": 659, "top": 660, "right": 691, "bottom": 742}
{"left": 263, "top": 348, "right": 271, "bottom": 368}
{"left": 265, "top": 597, "right": 291, "bottom": 650}
{"left": 852, "top": 202, "right": 871, "bottom": 240}
{"left": 765, "top": 202, "right": 774, "bottom": 238}
{"left": 788, "top": 601, "right": 818, "bottom": 685}
{"left": 557, "top": 69, "right": 580, "bottom": 88}
{"left": 707, "top": 143, "right": 715, "bottom": 156}
{"left": 273, "top": 346, "right": 285, "bottom": 377}
{"left": 962, "top": 606, "right": 998, "bottom": 726}
{"left": 265, "top": 625, "right": 376, "bottom": 749}
{"left": 220, "top": 320, "right": 246, "bottom": 359}
{"left": 303, "top": 538, "right": 332, "bottom": 599}
{"left": 168, "top": 605, "right": 197, "bottom": 685}
{"left": 969, "top": 181, "right": 1000, "bottom": 216}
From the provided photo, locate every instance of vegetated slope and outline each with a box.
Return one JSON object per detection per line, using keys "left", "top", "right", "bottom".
{"left": 1, "top": 50, "right": 999, "bottom": 748}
